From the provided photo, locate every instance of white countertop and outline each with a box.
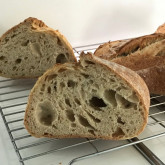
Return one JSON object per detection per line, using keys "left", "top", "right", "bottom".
{"left": 0, "top": 0, "right": 165, "bottom": 165}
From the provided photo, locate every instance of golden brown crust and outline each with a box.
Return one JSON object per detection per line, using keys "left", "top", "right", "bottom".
{"left": 0, "top": 17, "right": 77, "bottom": 78}
{"left": 156, "top": 23, "right": 165, "bottom": 34}
{"left": 94, "top": 33, "right": 165, "bottom": 95}
{"left": 24, "top": 52, "right": 149, "bottom": 140}
{"left": 0, "top": 17, "right": 47, "bottom": 42}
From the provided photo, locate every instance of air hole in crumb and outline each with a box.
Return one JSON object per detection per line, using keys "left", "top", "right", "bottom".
{"left": 44, "top": 133, "right": 53, "bottom": 136}
{"left": 57, "top": 37, "right": 63, "bottom": 46}
{"left": 65, "top": 99, "right": 71, "bottom": 107}
{"left": 5, "top": 61, "right": 8, "bottom": 63}
{"left": 56, "top": 54, "right": 67, "bottom": 64}
{"left": 60, "top": 82, "right": 65, "bottom": 88}
{"left": 89, "top": 97, "right": 107, "bottom": 108}
{"left": 89, "top": 80, "right": 94, "bottom": 84}
{"left": 54, "top": 82, "right": 57, "bottom": 91}
{"left": 71, "top": 123, "right": 76, "bottom": 127}
{"left": 67, "top": 80, "right": 76, "bottom": 87}
{"left": 24, "top": 57, "right": 28, "bottom": 60}
{"left": 130, "top": 121, "right": 134, "bottom": 124}
{"left": 86, "top": 111, "right": 101, "bottom": 123}
{"left": 110, "top": 79, "right": 115, "bottom": 83}
{"left": 65, "top": 110, "right": 75, "bottom": 122}
{"left": 30, "top": 66, "right": 35, "bottom": 72}
{"left": 78, "top": 115, "right": 94, "bottom": 129}
{"left": 36, "top": 101, "right": 55, "bottom": 126}
{"left": 112, "top": 127, "right": 125, "bottom": 137}
{"left": 81, "top": 73, "right": 89, "bottom": 78}
{"left": 115, "top": 94, "right": 136, "bottom": 109}
{"left": 52, "top": 125, "right": 57, "bottom": 129}
{"left": 11, "top": 34, "right": 16, "bottom": 38}
{"left": 75, "top": 98, "right": 81, "bottom": 105}
{"left": 5, "top": 38, "right": 9, "bottom": 43}
{"left": 104, "top": 89, "right": 117, "bottom": 107}
{"left": 93, "top": 84, "right": 99, "bottom": 89}
{"left": 85, "top": 60, "right": 95, "bottom": 65}
{"left": 40, "top": 84, "right": 45, "bottom": 92}
{"left": 15, "top": 58, "right": 22, "bottom": 64}
{"left": 39, "top": 92, "right": 43, "bottom": 95}
{"left": 92, "top": 89, "right": 97, "bottom": 93}
{"left": 0, "top": 56, "right": 5, "bottom": 60}
{"left": 21, "top": 40, "right": 29, "bottom": 46}
{"left": 88, "top": 130, "right": 95, "bottom": 136}
{"left": 47, "top": 86, "right": 51, "bottom": 94}
{"left": 117, "top": 117, "right": 125, "bottom": 125}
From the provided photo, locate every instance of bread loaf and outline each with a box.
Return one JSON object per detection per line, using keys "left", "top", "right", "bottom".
{"left": 94, "top": 33, "right": 165, "bottom": 95}
{"left": 0, "top": 17, "right": 76, "bottom": 78}
{"left": 24, "top": 52, "right": 149, "bottom": 140}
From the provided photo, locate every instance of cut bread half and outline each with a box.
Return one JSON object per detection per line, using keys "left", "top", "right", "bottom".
{"left": 0, "top": 17, "right": 76, "bottom": 78}
{"left": 24, "top": 52, "right": 149, "bottom": 140}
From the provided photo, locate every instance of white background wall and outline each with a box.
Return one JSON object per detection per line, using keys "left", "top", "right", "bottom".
{"left": 0, "top": 0, "right": 165, "bottom": 47}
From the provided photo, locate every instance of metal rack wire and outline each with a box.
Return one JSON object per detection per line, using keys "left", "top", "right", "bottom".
{"left": 0, "top": 43, "right": 165, "bottom": 165}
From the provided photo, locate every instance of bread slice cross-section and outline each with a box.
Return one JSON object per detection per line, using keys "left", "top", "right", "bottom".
{"left": 0, "top": 17, "right": 76, "bottom": 78}
{"left": 24, "top": 52, "right": 149, "bottom": 140}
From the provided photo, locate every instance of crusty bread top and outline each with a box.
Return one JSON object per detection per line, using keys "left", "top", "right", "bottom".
{"left": 0, "top": 17, "right": 77, "bottom": 78}
{"left": 156, "top": 23, "right": 165, "bottom": 34}
{"left": 95, "top": 33, "right": 165, "bottom": 59}
{"left": 94, "top": 33, "right": 165, "bottom": 71}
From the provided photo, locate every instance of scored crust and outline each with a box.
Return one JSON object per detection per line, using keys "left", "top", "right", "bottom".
{"left": 0, "top": 17, "right": 77, "bottom": 78}
{"left": 94, "top": 33, "right": 165, "bottom": 95}
{"left": 24, "top": 52, "right": 149, "bottom": 140}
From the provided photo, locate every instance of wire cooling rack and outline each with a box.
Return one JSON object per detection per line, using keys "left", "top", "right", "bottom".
{"left": 0, "top": 43, "right": 165, "bottom": 165}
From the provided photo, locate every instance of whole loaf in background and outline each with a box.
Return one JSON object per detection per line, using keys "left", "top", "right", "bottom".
{"left": 94, "top": 26, "right": 165, "bottom": 95}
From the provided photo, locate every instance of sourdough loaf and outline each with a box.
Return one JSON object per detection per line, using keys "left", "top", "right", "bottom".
{"left": 24, "top": 52, "right": 149, "bottom": 140}
{"left": 0, "top": 17, "right": 76, "bottom": 78}
{"left": 94, "top": 33, "right": 165, "bottom": 95}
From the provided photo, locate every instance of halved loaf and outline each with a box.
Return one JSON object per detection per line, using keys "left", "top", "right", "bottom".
{"left": 24, "top": 52, "right": 149, "bottom": 140}
{"left": 0, "top": 17, "right": 76, "bottom": 78}
{"left": 94, "top": 33, "right": 165, "bottom": 95}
